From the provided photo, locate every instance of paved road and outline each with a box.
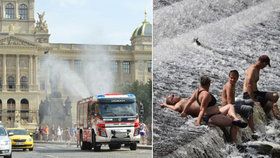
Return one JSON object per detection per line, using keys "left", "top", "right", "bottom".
{"left": 12, "top": 143, "right": 152, "bottom": 158}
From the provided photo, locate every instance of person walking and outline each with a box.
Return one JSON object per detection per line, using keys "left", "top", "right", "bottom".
{"left": 57, "top": 126, "right": 62, "bottom": 142}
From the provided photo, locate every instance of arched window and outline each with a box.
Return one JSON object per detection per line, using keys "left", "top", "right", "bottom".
{"left": 20, "top": 76, "right": 28, "bottom": 90}
{"left": 7, "top": 99, "right": 15, "bottom": 111}
{"left": 7, "top": 98, "right": 16, "bottom": 123}
{"left": 20, "top": 99, "right": 29, "bottom": 121}
{"left": 7, "top": 76, "right": 15, "bottom": 90}
{"left": 5, "top": 3, "right": 15, "bottom": 19}
{"left": 19, "top": 4, "right": 28, "bottom": 20}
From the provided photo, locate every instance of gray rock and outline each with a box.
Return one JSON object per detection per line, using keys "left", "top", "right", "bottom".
{"left": 271, "top": 147, "right": 280, "bottom": 158}
{"left": 153, "top": 0, "right": 280, "bottom": 157}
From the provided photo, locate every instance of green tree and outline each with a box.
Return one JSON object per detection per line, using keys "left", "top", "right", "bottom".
{"left": 118, "top": 80, "right": 152, "bottom": 124}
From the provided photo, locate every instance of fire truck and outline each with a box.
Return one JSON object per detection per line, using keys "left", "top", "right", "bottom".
{"left": 76, "top": 93, "right": 141, "bottom": 151}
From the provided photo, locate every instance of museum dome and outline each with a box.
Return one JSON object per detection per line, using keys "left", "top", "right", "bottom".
{"left": 131, "top": 12, "right": 152, "bottom": 39}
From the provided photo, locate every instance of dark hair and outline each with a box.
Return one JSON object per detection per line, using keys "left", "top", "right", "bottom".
{"left": 166, "top": 94, "right": 180, "bottom": 105}
{"left": 258, "top": 55, "right": 271, "bottom": 67}
{"left": 166, "top": 95, "right": 174, "bottom": 105}
{"left": 229, "top": 70, "right": 239, "bottom": 77}
{"left": 200, "top": 75, "right": 211, "bottom": 87}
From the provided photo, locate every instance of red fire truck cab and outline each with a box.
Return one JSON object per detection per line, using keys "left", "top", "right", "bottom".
{"left": 76, "top": 93, "right": 140, "bottom": 151}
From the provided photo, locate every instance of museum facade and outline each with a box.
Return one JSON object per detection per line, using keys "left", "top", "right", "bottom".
{"left": 0, "top": 0, "right": 152, "bottom": 130}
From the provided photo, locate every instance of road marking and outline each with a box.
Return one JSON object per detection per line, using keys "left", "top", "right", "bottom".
{"left": 45, "top": 155, "right": 58, "bottom": 158}
{"left": 36, "top": 146, "right": 45, "bottom": 149}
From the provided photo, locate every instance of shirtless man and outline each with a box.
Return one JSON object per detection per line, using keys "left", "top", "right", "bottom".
{"left": 222, "top": 70, "right": 254, "bottom": 136}
{"left": 160, "top": 94, "right": 200, "bottom": 117}
{"left": 243, "top": 55, "right": 280, "bottom": 119}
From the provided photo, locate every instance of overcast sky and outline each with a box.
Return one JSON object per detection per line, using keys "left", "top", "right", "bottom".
{"left": 35, "top": 0, "right": 152, "bottom": 45}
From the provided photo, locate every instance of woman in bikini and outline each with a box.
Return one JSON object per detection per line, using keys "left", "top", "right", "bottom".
{"left": 180, "top": 75, "right": 247, "bottom": 128}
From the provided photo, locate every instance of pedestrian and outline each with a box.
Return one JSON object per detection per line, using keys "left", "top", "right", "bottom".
{"left": 57, "top": 126, "right": 62, "bottom": 142}
{"left": 65, "top": 128, "right": 71, "bottom": 146}
{"left": 50, "top": 125, "right": 55, "bottom": 141}
{"left": 42, "top": 126, "right": 46, "bottom": 141}
{"left": 45, "top": 125, "right": 49, "bottom": 142}
{"left": 34, "top": 127, "right": 39, "bottom": 140}
{"left": 140, "top": 123, "right": 148, "bottom": 145}
{"left": 39, "top": 126, "right": 43, "bottom": 141}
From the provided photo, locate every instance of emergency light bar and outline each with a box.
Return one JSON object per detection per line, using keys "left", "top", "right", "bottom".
{"left": 78, "top": 94, "right": 136, "bottom": 104}
{"left": 97, "top": 94, "right": 135, "bottom": 99}
{"left": 97, "top": 94, "right": 136, "bottom": 104}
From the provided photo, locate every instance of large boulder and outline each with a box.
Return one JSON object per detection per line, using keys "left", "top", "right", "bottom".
{"left": 154, "top": 98, "right": 275, "bottom": 157}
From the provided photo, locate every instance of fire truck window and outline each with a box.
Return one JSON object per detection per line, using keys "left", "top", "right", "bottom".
{"left": 104, "top": 105, "right": 108, "bottom": 110}
{"left": 95, "top": 104, "right": 100, "bottom": 114}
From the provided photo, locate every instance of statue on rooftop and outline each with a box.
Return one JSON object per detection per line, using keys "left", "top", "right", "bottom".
{"left": 35, "top": 12, "right": 48, "bottom": 33}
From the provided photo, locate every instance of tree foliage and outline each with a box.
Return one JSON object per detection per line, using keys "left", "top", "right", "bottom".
{"left": 118, "top": 80, "right": 152, "bottom": 124}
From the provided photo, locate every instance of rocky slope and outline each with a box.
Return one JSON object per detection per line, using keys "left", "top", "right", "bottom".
{"left": 153, "top": 0, "right": 280, "bottom": 157}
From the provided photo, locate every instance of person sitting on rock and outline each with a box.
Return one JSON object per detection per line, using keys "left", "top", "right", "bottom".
{"left": 243, "top": 55, "right": 280, "bottom": 120}
{"left": 221, "top": 70, "right": 254, "bottom": 142}
{"left": 180, "top": 75, "right": 247, "bottom": 143}
{"left": 222, "top": 70, "right": 254, "bottom": 129}
{"left": 160, "top": 94, "right": 200, "bottom": 117}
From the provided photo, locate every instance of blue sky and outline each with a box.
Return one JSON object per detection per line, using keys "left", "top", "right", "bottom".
{"left": 35, "top": 0, "right": 152, "bottom": 45}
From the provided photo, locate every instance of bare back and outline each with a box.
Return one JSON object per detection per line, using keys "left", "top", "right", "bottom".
{"left": 243, "top": 65, "right": 259, "bottom": 93}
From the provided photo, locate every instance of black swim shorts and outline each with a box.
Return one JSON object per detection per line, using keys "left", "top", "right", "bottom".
{"left": 234, "top": 100, "right": 253, "bottom": 119}
{"left": 243, "top": 91, "right": 268, "bottom": 106}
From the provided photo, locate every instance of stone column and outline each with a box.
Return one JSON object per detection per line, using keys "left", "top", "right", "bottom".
{"left": 70, "top": 59, "right": 74, "bottom": 70}
{"left": 15, "top": 2, "right": 19, "bottom": 19}
{"left": 29, "top": 0, "right": 35, "bottom": 21}
{"left": 130, "top": 61, "right": 135, "bottom": 82}
{"left": 114, "top": 61, "right": 119, "bottom": 84}
{"left": 16, "top": 55, "right": 20, "bottom": 91}
{"left": 33, "top": 55, "right": 39, "bottom": 90}
{"left": 136, "top": 60, "right": 145, "bottom": 82}
{"left": 119, "top": 60, "right": 123, "bottom": 84}
{"left": 2, "top": 55, "right": 7, "bottom": 91}
{"left": 29, "top": 55, "right": 33, "bottom": 90}
{"left": 1, "top": 99, "right": 7, "bottom": 125}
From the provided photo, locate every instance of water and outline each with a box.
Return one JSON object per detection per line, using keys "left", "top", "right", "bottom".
{"left": 40, "top": 48, "right": 114, "bottom": 98}
{"left": 38, "top": 48, "right": 115, "bottom": 127}
{"left": 153, "top": 0, "right": 280, "bottom": 157}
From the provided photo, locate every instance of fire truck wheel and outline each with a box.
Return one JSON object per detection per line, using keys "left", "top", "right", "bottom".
{"left": 109, "top": 144, "right": 121, "bottom": 150}
{"left": 93, "top": 145, "right": 101, "bottom": 151}
{"left": 87, "top": 142, "right": 93, "bottom": 150}
{"left": 81, "top": 141, "right": 87, "bottom": 150}
{"left": 130, "top": 143, "right": 137, "bottom": 150}
{"left": 92, "top": 130, "right": 100, "bottom": 151}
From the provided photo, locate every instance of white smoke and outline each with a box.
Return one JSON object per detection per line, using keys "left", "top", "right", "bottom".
{"left": 81, "top": 47, "right": 115, "bottom": 96}
{"left": 39, "top": 47, "right": 114, "bottom": 98}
